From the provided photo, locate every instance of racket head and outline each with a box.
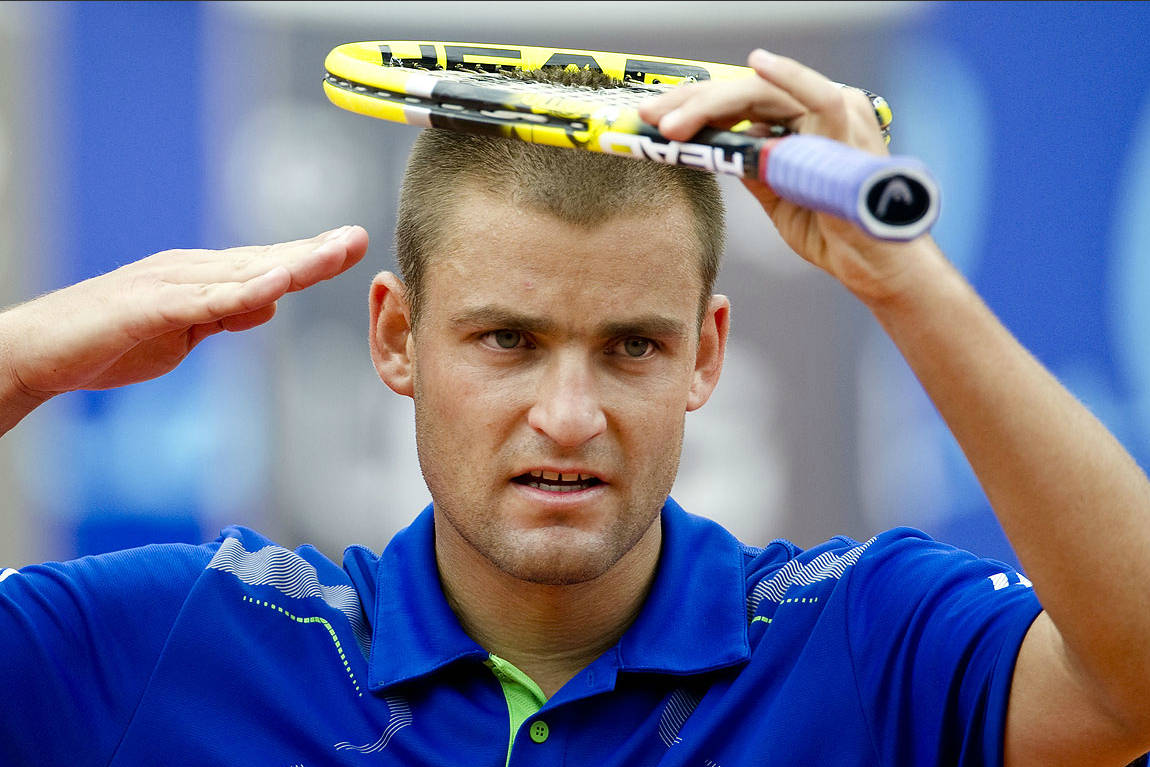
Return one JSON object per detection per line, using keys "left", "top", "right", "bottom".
{"left": 323, "top": 41, "right": 893, "bottom": 141}
{"left": 325, "top": 41, "right": 754, "bottom": 87}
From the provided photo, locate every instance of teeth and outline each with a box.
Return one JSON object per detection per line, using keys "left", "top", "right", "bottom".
{"left": 518, "top": 469, "right": 602, "bottom": 493}
{"left": 527, "top": 470, "right": 595, "bottom": 481}
{"left": 520, "top": 470, "right": 600, "bottom": 490}
{"left": 530, "top": 482, "right": 583, "bottom": 493}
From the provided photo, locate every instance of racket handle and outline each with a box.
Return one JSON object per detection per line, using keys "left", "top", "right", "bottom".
{"left": 760, "top": 134, "right": 940, "bottom": 241}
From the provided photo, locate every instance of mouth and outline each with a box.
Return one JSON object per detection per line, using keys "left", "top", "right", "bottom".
{"left": 511, "top": 470, "right": 604, "bottom": 493}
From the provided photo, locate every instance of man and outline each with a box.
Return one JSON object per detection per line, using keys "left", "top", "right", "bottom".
{"left": 1, "top": 49, "right": 1148, "bottom": 766}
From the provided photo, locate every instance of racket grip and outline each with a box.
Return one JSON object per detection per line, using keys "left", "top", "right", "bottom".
{"left": 760, "top": 134, "right": 940, "bottom": 241}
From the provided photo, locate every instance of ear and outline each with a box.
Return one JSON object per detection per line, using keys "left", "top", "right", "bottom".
{"left": 687, "top": 295, "right": 730, "bottom": 411}
{"left": 369, "top": 271, "right": 415, "bottom": 397}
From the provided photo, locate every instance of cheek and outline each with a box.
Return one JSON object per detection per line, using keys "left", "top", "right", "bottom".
{"left": 604, "top": 372, "right": 690, "bottom": 452}
{"left": 606, "top": 362, "right": 693, "bottom": 415}
{"left": 627, "top": 396, "right": 686, "bottom": 449}
{"left": 415, "top": 351, "right": 525, "bottom": 434}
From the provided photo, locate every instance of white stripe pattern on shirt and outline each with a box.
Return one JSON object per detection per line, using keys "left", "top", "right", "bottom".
{"left": 334, "top": 696, "right": 413, "bottom": 753}
{"left": 746, "top": 536, "right": 877, "bottom": 619}
{"left": 207, "top": 536, "right": 371, "bottom": 658}
{"left": 658, "top": 687, "right": 703, "bottom": 747}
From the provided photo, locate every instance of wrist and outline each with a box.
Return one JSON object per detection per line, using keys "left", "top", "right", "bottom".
{"left": 0, "top": 308, "right": 55, "bottom": 435}
{"left": 841, "top": 236, "right": 958, "bottom": 311}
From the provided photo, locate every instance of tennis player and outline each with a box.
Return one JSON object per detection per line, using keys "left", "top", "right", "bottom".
{"left": 1, "top": 50, "right": 1147, "bottom": 766}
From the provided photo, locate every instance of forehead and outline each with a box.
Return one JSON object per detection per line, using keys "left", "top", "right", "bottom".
{"left": 423, "top": 188, "right": 703, "bottom": 325}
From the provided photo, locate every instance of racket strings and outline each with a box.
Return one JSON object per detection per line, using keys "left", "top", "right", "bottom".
{"left": 382, "top": 52, "right": 660, "bottom": 89}
{"left": 330, "top": 61, "right": 888, "bottom": 142}
{"left": 466, "top": 75, "right": 663, "bottom": 108}
{"left": 377, "top": 63, "right": 889, "bottom": 139}
{"left": 382, "top": 59, "right": 672, "bottom": 108}
{"left": 324, "top": 73, "right": 599, "bottom": 130}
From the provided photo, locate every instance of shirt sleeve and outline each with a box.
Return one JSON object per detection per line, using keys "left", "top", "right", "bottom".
{"left": 0, "top": 542, "right": 214, "bottom": 766}
{"left": 844, "top": 528, "right": 1043, "bottom": 767}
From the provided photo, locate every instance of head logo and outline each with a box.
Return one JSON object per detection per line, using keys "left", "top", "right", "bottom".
{"left": 377, "top": 44, "right": 713, "bottom": 86}
{"left": 868, "top": 175, "right": 930, "bottom": 225}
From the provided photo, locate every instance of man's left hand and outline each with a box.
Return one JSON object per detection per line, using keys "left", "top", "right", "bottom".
{"left": 639, "top": 49, "right": 934, "bottom": 305}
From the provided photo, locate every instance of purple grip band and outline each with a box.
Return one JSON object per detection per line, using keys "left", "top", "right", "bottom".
{"left": 764, "top": 134, "right": 939, "bottom": 241}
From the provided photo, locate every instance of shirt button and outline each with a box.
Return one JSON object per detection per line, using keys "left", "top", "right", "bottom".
{"left": 529, "top": 720, "right": 550, "bottom": 744}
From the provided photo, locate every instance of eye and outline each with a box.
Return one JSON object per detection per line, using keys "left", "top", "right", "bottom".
{"left": 615, "top": 337, "right": 655, "bottom": 359}
{"left": 484, "top": 330, "right": 527, "bottom": 349}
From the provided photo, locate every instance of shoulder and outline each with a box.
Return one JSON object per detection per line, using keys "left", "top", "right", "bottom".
{"left": 742, "top": 526, "right": 1039, "bottom": 633}
{"left": 0, "top": 525, "right": 340, "bottom": 765}
{"left": 0, "top": 525, "right": 301, "bottom": 614}
{"left": 742, "top": 526, "right": 1027, "bottom": 595}
{"left": 203, "top": 524, "right": 358, "bottom": 590}
{"left": 740, "top": 528, "right": 888, "bottom": 616}
{"left": 726, "top": 526, "right": 1042, "bottom": 764}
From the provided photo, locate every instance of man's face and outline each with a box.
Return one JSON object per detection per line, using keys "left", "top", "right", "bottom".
{"left": 408, "top": 189, "right": 719, "bottom": 586}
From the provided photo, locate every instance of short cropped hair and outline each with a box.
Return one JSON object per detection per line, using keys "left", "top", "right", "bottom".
{"left": 394, "top": 88, "right": 725, "bottom": 331}
{"left": 395, "top": 132, "right": 725, "bottom": 330}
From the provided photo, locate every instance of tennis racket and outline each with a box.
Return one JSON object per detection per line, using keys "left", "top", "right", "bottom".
{"left": 323, "top": 42, "right": 939, "bottom": 241}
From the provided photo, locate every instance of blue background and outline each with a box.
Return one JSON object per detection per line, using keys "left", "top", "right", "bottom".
{"left": 17, "top": 1, "right": 1150, "bottom": 569}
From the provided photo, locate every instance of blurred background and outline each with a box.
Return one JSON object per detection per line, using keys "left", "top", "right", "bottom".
{"left": 2, "top": 1, "right": 1149, "bottom": 570}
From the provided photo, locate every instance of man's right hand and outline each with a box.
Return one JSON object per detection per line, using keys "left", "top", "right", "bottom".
{"left": 0, "top": 225, "right": 368, "bottom": 433}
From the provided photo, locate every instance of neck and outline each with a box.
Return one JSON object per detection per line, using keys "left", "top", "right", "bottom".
{"left": 434, "top": 514, "right": 662, "bottom": 699}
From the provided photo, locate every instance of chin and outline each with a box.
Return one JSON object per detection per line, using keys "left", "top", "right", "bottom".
{"left": 489, "top": 527, "right": 622, "bottom": 586}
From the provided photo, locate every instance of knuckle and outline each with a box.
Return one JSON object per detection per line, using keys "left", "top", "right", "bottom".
{"left": 675, "top": 81, "right": 707, "bottom": 97}
{"left": 808, "top": 86, "right": 847, "bottom": 116}
{"left": 677, "top": 81, "right": 719, "bottom": 110}
{"left": 843, "top": 88, "right": 875, "bottom": 119}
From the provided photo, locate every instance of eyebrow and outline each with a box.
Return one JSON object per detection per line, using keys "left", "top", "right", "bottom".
{"left": 449, "top": 307, "right": 558, "bottom": 335}
{"left": 448, "top": 306, "right": 689, "bottom": 340}
{"left": 600, "top": 315, "right": 690, "bottom": 341}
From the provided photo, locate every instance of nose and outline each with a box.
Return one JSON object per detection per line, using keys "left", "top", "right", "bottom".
{"left": 526, "top": 350, "right": 607, "bottom": 447}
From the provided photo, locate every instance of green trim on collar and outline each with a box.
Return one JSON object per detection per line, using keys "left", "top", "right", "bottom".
{"left": 485, "top": 653, "right": 547, "bottom": 767}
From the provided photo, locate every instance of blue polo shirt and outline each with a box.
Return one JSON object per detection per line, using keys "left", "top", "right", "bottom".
{"left": 0, "top": 499, "right": 1041, "bottom": 766}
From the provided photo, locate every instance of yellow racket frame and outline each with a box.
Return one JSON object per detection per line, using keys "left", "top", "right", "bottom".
{"left": 323, "top": 41, "right": 894, "bottom": 138}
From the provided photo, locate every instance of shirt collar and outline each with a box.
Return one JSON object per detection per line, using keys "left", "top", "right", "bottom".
{"left": 362, "top": 505, "right": 489, "bottom": 690}
{"left": 618, "top": 497, "right": 750, "bottom": 674}
{"left": 357, "top": 498, "right": 749, "bottom": 692}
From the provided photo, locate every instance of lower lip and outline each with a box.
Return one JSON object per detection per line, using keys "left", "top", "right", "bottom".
{"left": 510, "top": 480, "right": 608, "bottom": 506}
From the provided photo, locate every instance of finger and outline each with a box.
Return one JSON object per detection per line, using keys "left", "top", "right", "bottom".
{"left": 284, "top": 224, "right": 368, "bottom": 291}
{"left": 639, "top": 82, "right": 753, "bottom": 135}
{"left": 146, "top": 266, "right": 292, "bottom": 334}
{"left": 219, "top": 302, "right": 277, "bottom": 332}
{"left": 637, "top": 81, "right": 708, "bottom": 125}
{"left": 150, "top": 225, "right": 368, "bottom": 287}
{"left": 747, "top": 49, "right": 845, "bottom": 120}
{"left": 652, "top": 78, "right": 806, "bottom": 142}
{"left": 110, "top": 301, "right": 279, "bottom": 381}
{"left": 186, "top": 320, "right": 226, "bottom": 352}
{"left": 155, "top": 225, "right": 345, "bottom": 272}
{"left": 218, "top": 224, "right": 356, "bottom": 259}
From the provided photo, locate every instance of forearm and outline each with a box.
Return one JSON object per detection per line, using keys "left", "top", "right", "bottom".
{"left": 865, "top": 239, "right": 1150, "bottom": 722}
